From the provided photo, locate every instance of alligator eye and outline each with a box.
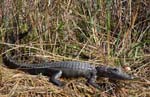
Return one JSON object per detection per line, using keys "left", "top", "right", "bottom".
{"left": 113, "top": 68, "right": 119, "bottom": 72}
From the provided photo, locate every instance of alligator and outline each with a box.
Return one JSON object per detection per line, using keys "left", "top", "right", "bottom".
{"left": 2, "top": 31, "right": 134, "bottom": 89}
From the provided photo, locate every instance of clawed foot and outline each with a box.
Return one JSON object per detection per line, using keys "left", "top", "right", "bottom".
{"left": 49, "top": 78, "right": 65, "bottom": 87}
{"left": 86, "top": 82, "right": 101, "bottom": 89}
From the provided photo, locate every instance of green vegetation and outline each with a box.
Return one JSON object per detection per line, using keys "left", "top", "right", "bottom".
{"left": 0, "top": 0, "right": 149, "bottom": 96}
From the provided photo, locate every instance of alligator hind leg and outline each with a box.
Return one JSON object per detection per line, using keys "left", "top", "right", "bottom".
{"left": 48, "top": 69, "right": 64, "bottom": 87}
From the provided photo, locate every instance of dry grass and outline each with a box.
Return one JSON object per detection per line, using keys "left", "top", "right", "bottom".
{"left": 0, "top": 0, "right": 150, "bottom": 97}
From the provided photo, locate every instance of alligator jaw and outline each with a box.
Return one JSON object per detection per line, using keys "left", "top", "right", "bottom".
{"left": 96, "top": 66, "right": 134, "bottom": 80}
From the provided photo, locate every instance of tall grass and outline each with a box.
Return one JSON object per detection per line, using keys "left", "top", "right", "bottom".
{"left": 0, "top": 0, "right": 149, "bottom": 96}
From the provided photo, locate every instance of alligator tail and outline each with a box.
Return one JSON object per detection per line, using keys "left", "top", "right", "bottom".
{"left": 2, "top": 26, "right": 31, "bottom": 69}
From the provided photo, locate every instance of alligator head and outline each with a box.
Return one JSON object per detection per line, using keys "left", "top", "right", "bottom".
{"left": 96, "top": 66, "right": 134, "bottom": 80}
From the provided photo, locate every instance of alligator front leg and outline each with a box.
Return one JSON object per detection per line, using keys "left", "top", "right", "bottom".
{"left": 87, "top": 72, "right": 100, "bottom": 89}
{"left": 48, "top": 69, "right": 64, "bottom": 87}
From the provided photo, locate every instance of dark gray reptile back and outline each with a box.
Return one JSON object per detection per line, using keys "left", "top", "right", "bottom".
{"left": 8, "top": 57, "right": 95, "bottom": 70}
{"left": 5, "top": 57, "right": 96, "bottom": 77}
{"left": 48, "top": 61, "right": 96, "bottom": 77}
{"left": 21, "top": 61, "right": 94, "bottom": 70}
